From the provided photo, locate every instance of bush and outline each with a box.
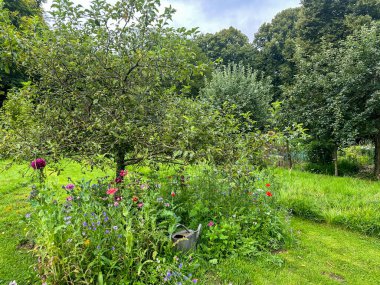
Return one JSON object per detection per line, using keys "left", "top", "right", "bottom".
{"left": 26, "top": 162, "right": 291, "bottom": 283}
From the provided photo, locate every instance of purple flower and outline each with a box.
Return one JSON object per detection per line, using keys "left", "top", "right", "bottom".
{"left": 192, "top": 279, "right": 198, "bottom": 283}
{"left": 105, "top": 230, "right": 110, "bottom": 234}
{"left": 30, "top": 158, "right": 46, "bottom": 170}
{"left": 179, "top": 263, "right": 183, "bottom": 269}
{"left": 65, "top": 183, "right": 75, "bottom": 190}
{"left": 82, "top": 221, "right": 88, "bottom": 227}
{"left": 25, "top": 213, "right": 31, "bottom": 219}
{"left": 113, "top": 226, "right": 118, "bottom": 230}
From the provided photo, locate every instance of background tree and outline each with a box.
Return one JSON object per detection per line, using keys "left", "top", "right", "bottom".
{"left": 253, "top": 7, "right": 300, "bottom": 100}
{"left": 195, "top": 26, "right": 254, "bottom": 66}
{"left": 200, "top": 63, "right": 272, "bottom": 128}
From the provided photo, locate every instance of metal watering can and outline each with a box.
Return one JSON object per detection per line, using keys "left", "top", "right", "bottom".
{"left": 171, "top": 224, "right": 202, "bottom": 251}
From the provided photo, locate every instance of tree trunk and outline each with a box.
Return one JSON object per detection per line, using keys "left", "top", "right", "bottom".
{"left": 286, "top": 139, "right": 293, "bottom": 169}
{"left": 375, "top": 134, "right": 380, "bottom": 180}
{"left": 333, "top": 146, "right": 338, "bottom": 177}
{"left": 115, "top": 145, "right": 127, "bottom": 178}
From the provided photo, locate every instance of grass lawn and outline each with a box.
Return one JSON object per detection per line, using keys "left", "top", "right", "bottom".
{"left": 1, "top": 161, "right": 380, "bottom": 284}
{"left": 202, "top": 217, "right": 380, "bottom": 284}
{"left": 275, "top": 168, "right": 380, "bottom": 236}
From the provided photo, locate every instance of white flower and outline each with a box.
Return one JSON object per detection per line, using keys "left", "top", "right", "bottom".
{"left": 9, "top": 281, "right": 17, "bottom": 285}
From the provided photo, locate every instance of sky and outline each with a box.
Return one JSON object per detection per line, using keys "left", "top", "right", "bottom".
{"left": 42, "top": 0, "right": 300, "bottom": 40}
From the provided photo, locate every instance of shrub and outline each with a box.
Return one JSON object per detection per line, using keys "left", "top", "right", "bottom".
{"left": 26, "top": 162, "right": 291, "bottom": 283}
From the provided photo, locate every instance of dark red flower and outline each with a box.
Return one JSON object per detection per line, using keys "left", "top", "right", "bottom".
{"left": 30, "top": 158, "right": 46, "bottom": 170}
{"left": 266, "top": 191, "right": 272, "bottom": 197}
{"left": 171, "top": 191, "right": 176, "bottom": 197}
{"left": 115, "top": 177, "right": 122, "bottom": 183}
{"left": 132, "top": 196, "right": 139, "bottom": 202}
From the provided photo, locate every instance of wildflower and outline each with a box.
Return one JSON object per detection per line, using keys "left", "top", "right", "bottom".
{"left": 113, "top": 226, "right": 118, "bottom": 230}
{"left": 84, "top": 239, "right": 90, "bottom": 246}
{"left": 111, "top": 246, "right": 115, "bottom": 251}
{"left": 106, "top": 188, "right": 118, "bottom": 195}
{"left": 157, "top": 197, "right": 164, "bottom": 202}
{"left": 265, "top": 183, "right": 271, "bottom": 187}
{"left": 105, "top": 230, "right": 110, "bottom": 234}
{"left": 140, "top": 183, "right": 149, "bottom": 190}
{"left": 115, "top": 177, "right": 122, "bottom": 183}
{"left": 266, "top": 191, "right": 272, "bottom": 197}
{"left": 9, "top": 281, "right": 17, "bottom": 285}
{"left": 82, "top": 221, "right": 88, "bottom": 227}
{"left": 137, "top": 202, "right": 144, "bottom": 208}
{"left": 179, "top": 263, "right": 183, "bottom": 269}
{"left": 132, "top": 196, "right": 139, "bottom": 202}
{"left": 207, "top": 221, "right": 215, "bottom": 227}
{"left": 164, "top": 203, "right": 170, "bottom": 207}
{"left": 171, "top": 191, "right": 176, "bottom": 197}
{"left": 30, "top": 158, "right": 46, "bottom": 170}
{"left": 65, "top": 183, "right": 75, "bottom": 190}
{"left": 119, "top": 169, "right": 128, "bottom": 177}
{"left": 192, "top": 279, "right": 198, "bottom": 283}
{"left": 25, "top": 213, "right": 31, "bottom": 219}
{"left": 115, "top": 196, "right": 123, "bottom": 201}
{"left": 114, "top": 202, "right": 119, "bottom": 207}
{"left": 66, "top": 196, "right": 73, "bottom": 202}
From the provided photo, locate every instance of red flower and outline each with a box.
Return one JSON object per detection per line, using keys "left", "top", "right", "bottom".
{"left": 265, "top": 183, "right": 271, "bottom": 187}
{"left": 106, "top": 188, "right": 118, "bottom": 195}
{"left": 119, "top": 170, "right": 128, "bottom": 177}
{"left": 266, "top": 191, "right": 272, "bottom": 197}
{"left": 171, "top": 191, "right": 176, "bottom": 197}
{"left": 132, "top": 196, "right": 139, "bottom": 202}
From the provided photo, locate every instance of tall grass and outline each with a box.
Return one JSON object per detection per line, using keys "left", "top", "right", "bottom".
{"left": 275, "top": 168, "right": 380, "bottom": 236}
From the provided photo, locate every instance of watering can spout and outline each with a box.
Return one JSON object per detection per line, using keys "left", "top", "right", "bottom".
{"left": 196, "top": 224, "right": 202, "bottom": 241}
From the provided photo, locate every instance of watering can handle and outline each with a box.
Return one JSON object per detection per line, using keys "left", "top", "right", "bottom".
{"left": 176, "top": 224, "right": 191, "bottom": 233}
{"left": 195, "top": 224, "right": 202, "bottom": 240}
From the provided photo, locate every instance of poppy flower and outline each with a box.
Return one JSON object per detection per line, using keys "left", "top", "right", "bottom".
{"left": 265, "top": 183, "right": 271, "bottom": 187}
{"left": 266, "top": 191, "right": 272, "bottom": 197}
{"left": 106, "top": 188, "right": 118, "bottom": 195}
{"left": 171, "top": 191, "right": 176, "bottom": 197}
{"left": 132, "top": 196, "right": 139, "bottom": 202}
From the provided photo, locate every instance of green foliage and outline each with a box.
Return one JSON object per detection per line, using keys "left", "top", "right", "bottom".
{"left": 27, "top": 168, "right": 199, "bottom": 284}
{"left": 195, "top": 27, "right": 254, "bottom": 66}
{"left": 200, "top": 63, "right": 272, "bottom": 127}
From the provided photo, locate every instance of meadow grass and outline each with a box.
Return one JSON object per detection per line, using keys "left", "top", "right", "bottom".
{"left": 1, "top": 161, "right": 380, "bottom": 284}
{"left": 202, "top": 217, "right": 380, "bottom": 284}
{"left": 0, "top": 160, "right": 112, "bottom": 284}
{"left": 275, "top": 168, "right": 380, "bottom": 236}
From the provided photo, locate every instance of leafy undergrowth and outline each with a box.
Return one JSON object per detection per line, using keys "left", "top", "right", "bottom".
{"left": 202, "top": 218, "right": 380, "bottom": 284}
{"left": 0, "top": 160, "right": 112, "bottom": 284}
{"left": 275, "top": 168, "right": 380, "bottom": 236}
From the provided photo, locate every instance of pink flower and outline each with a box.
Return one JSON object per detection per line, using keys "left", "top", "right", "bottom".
{"left": 106, "top": 188, "right": 118, "bottom": 195}
{"left": 114, "top": 201, "right": 119, "bottom": 207}
{"left": 30, "top": 158, "right": 46, "bottom": 170}
{"left": 115, "top": 196, "right": 122, "bottom": 202}
{"left": 137, "top": 202, "right": 144, "bottom": 208}
{"left": 207, "top": 221, "right": 215, "bottom": 227}
{"left": 164, "top": 203, "right": 170, "bottom": 207}
{"left": 119, "top": 170, "right": 128, "bottom": 177}
{"left": 171, "top": 191, "right": 176, "bottom": 197}
{"left": 66, "top": 196, "right": 73, "bottom": 201}
{"left": 65, "top": 183, "right": 75, "bottom": 190}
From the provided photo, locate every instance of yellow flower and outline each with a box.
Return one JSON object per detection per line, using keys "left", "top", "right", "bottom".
{"left": 84, "top": 239, "right": 90, "bottom": 246}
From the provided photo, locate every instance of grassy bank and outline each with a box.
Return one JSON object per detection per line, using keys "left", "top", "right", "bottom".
{"left": 275, "top": 168, "right": 380, "bottom": 236}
